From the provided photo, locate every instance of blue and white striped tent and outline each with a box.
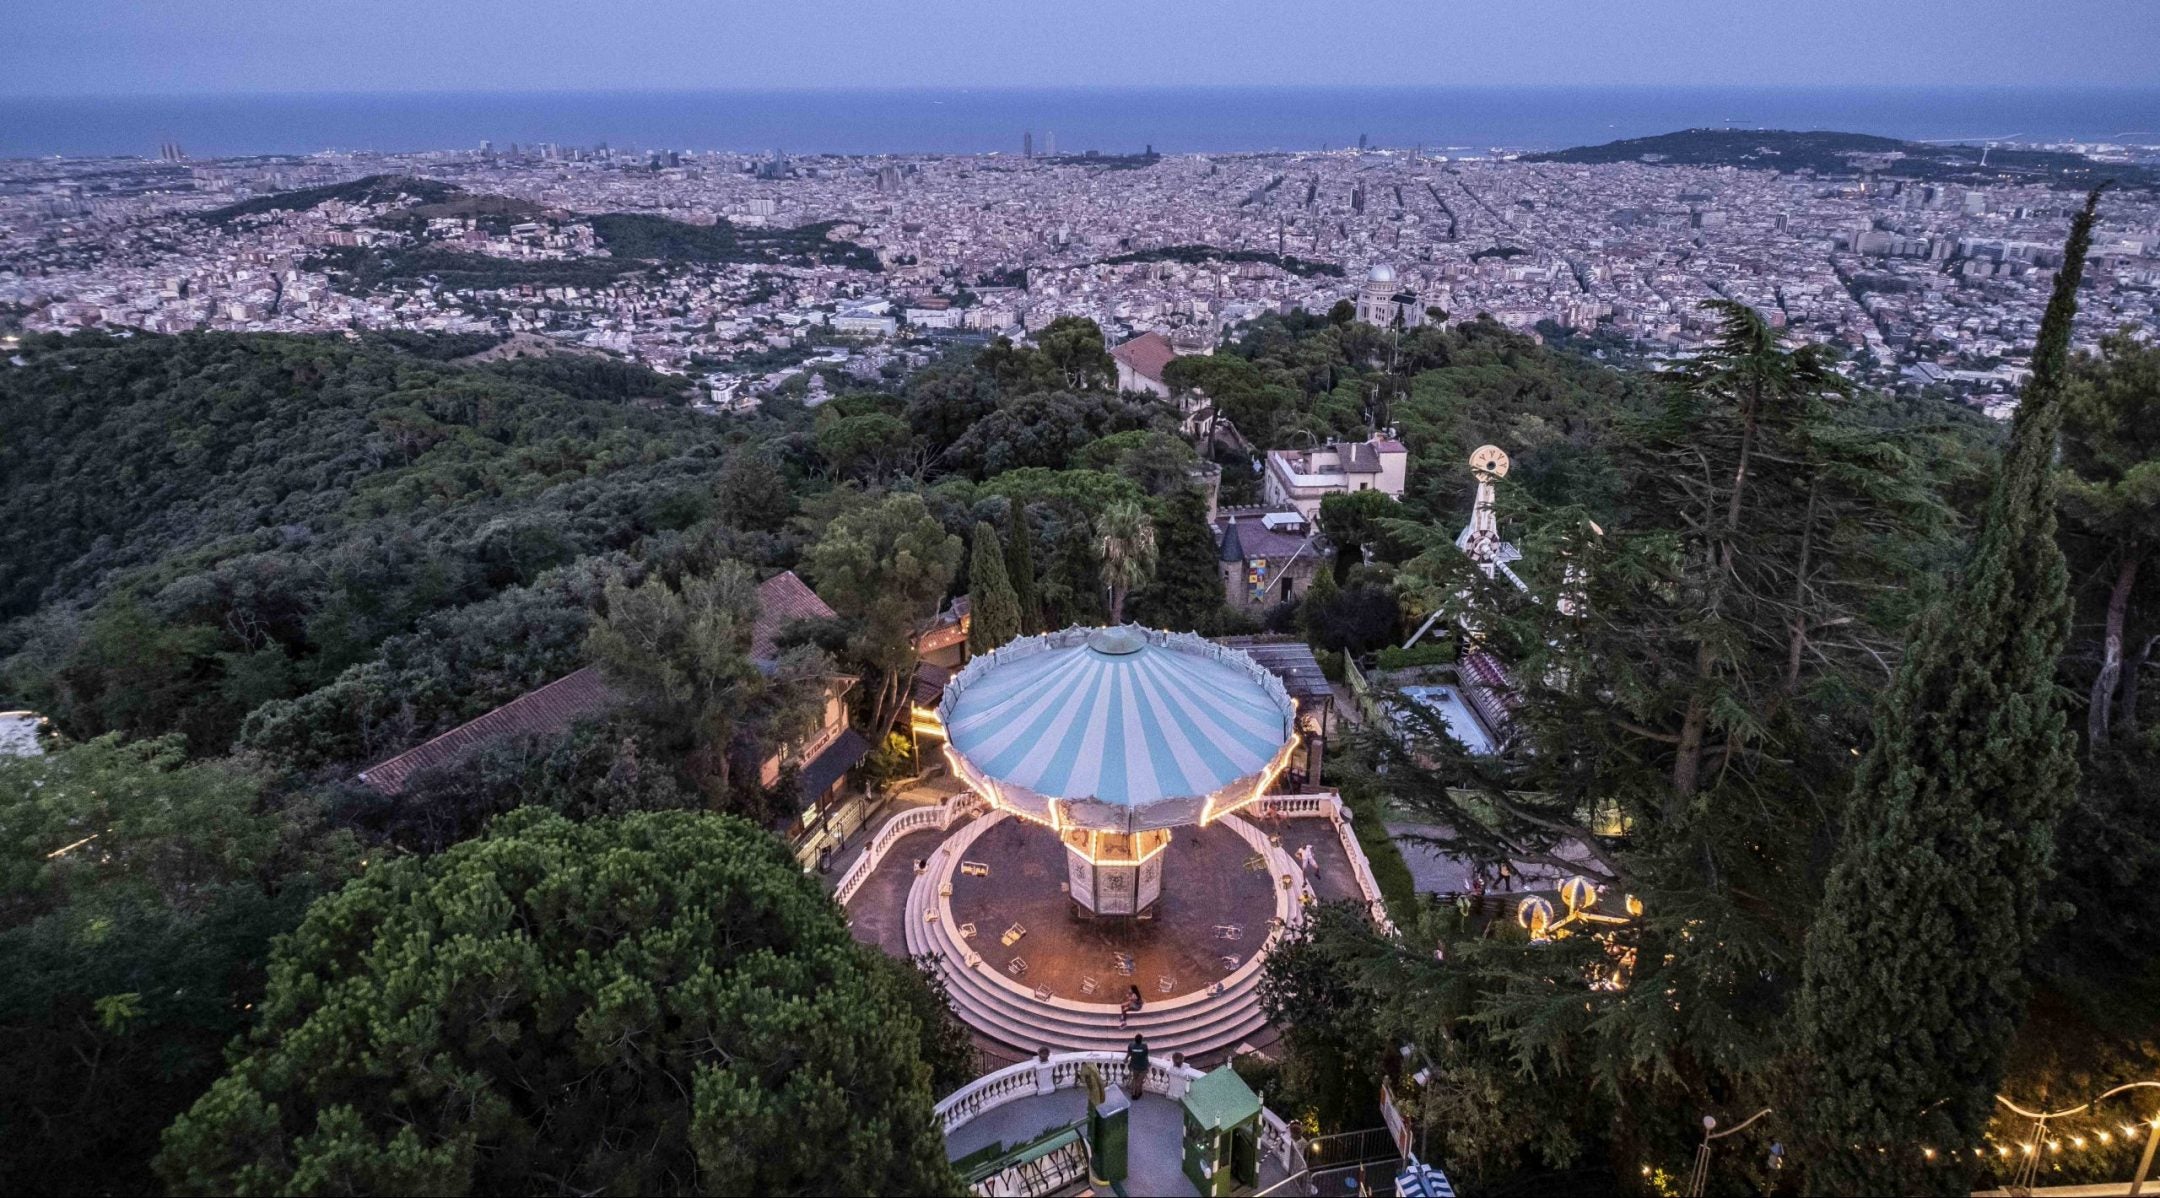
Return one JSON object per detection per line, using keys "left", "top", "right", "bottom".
{"left": 940, "top": 626, "right": 1299, "bottom": 833}
{"left": 1394, "top": 1159, "right": 1455, "bottom": 1197}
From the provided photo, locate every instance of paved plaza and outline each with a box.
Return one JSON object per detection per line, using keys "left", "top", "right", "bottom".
{"left": 946, "top": 816, "right": 1275, "bottom": 1004}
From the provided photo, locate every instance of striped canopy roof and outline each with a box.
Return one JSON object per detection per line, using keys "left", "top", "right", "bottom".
{"left": 940, "top": 626, "right": 1299, "bottom": 833}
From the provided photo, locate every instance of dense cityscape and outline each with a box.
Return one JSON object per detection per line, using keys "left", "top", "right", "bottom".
{"left": 6, "top": 131, "right": 2156, "bottom": 418}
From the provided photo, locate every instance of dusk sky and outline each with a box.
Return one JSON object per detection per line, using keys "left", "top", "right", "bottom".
{"left": 6, "top": 0, "right": 2156, "bottom": 95}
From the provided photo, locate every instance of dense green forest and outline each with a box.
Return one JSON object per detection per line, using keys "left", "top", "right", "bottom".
{"left": 199, "top": 173, "right": 462, "bottom": 225}
{"left": 1525, "top": 128, "right": 2157, "bottom": 190}
{"left": 590, "top": 211, "right": 885, "bottom": 270}
{"left": 1099, "top": 244, "right": 1346, "bottom": 277}
{"left": 210, "top": 173, "right": 882, "bottom": 285}
{"left": 306, "top": 242, "right": 656, "bottom": 290}
{"left": 3, "top": 194, "right": 2157, "bottom": 1195}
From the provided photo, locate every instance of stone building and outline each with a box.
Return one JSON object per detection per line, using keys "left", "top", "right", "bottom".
{"left": 1262, "top": 434, "right": 1409, "bottom": 520}
{"left": 1353, "top": 263, "right": 1424, "bottom": 329}
{"left": 1215, "top": 506, "right": 1332, "bottom": 612}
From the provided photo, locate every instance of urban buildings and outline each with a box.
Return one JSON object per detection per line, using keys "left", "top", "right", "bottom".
{"left": 5, "top": 141, "right": 2152, "bottom": 416}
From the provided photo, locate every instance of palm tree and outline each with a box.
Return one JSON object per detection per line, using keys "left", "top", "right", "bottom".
{"left": 1097, "top": 500, "right": 1158, "bottom": 625}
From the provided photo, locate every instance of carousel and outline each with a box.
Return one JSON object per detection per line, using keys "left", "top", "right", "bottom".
{"left": 938, "top": 625, "right": 1301, "bottom": 917}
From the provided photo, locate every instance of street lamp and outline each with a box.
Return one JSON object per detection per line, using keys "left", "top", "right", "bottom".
{"left": 1687, "top": 1108, "right": 1774, "bottom": 1198}
{"left": 1995, "top": 1082, "right": 2160, "bottom": 1195}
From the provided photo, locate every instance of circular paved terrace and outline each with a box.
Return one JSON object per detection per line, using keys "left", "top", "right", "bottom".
{"left": 945, "top": 815, "right": 1277, "bottom": 1004}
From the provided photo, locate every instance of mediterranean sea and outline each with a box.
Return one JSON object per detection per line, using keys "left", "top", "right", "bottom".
{"left": 2, "top": 86, "right": 2154, "bottom": 159}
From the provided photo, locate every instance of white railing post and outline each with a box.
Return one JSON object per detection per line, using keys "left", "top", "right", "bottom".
{"left": 835, "top": 791, "right": 985, "bottom": 908}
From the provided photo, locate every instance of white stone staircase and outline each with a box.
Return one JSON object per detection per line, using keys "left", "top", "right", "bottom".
{"left": 904, "top": 811, "right": 1295, "bottom": 1060}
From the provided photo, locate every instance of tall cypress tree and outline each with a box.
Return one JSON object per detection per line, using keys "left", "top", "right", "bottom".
{"left": 1005, "top": 509, "right": 1040, "bottom": 635}
{"left": 1796, "top": 189, "right": 2105, "bottom": 1196}
{"left": 1128, "top": 487, "right": 1229, "bottom": 633}
{"left": 967, "top": 521, "right": 1021, "bottom": 653}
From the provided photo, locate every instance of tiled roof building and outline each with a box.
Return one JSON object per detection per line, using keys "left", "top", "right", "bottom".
{"left": 357, "top": 665, "right": 619, "bottom": 796}
{"left": 358, "top": 570, "right": 844, "bottom": 797}
{"left": 752, "top": 570, "right": 838, "bottom": 663}
{"left": 1110, "top": 330, "right": 1178, "bottom": 397}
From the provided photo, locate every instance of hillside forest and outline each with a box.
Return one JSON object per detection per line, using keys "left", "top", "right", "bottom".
{"left": 1, "top": 191, "right": 2156, "bottom": 1196}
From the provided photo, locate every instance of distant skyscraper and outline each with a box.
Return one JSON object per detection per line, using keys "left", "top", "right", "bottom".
{"left": 1358, "top": 133, "right": 1369, "bottom": 151}
{"left": 1024, "top": 131, "right": 1032, "bottom": 158}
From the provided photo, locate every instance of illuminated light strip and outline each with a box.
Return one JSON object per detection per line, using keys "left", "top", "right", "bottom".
{"left": 1200, "top": 737, "right": 1299, "bottom": 827}
{"left": 1064, "top": 828, "right": 1174, "bottom": 867}
{"left": 44, "top": 833, "right": 99, "bottom": 860}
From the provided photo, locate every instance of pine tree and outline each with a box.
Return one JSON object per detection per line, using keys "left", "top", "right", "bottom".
{"left": 1127, "top": 488, "right": 1227, "bottom": 633}
{"left": 1005, "top": 509, "right": 1040, "bottom": 634}
{"left": 967, "top": 521, "right": 1021, "bottom": 652}
{"left": 157, "top": 810, "right": 961, "bottom": 1195}
{"left": 1299, "top": 556, "right": 1339, "bottom": 641}
{"left": 1796, "top": 189, "right": 2105, "bottom": 1196}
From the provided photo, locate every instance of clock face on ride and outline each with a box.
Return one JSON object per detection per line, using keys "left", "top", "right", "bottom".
{"left": 1470, "top": 444, "right": 1511, "bottom": 479}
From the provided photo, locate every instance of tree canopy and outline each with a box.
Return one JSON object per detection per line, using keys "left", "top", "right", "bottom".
{"left": 156, "top": 809, "right": 961, "bottom": 1197}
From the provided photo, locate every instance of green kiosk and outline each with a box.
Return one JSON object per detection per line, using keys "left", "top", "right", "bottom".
{"left": 1180, "top": 1067, "right": 1263, "bottom": 1196}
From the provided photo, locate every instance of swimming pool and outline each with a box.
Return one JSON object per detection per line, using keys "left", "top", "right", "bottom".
{"left": 1394, "top": 684, "right": 1500, "bottom": 756}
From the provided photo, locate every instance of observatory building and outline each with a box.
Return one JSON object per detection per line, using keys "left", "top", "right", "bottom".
{"left": 1354, "top": 262, "right": 1425, "bottom": 329}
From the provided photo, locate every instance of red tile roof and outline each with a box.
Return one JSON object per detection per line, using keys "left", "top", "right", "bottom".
{"left": 357, "top": 571, "right": 838, "bottom": 796}
{"left": 753, "top": 570, "right": 838, "bottom": 663}
{"left": 1110, "top": 331, "right": 1179, "bottom": 385}
{"left": 357, "top": 665, "right": 620, "bottom": 796}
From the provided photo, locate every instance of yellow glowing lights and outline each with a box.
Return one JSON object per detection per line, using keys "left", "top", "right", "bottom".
{"left": 44, "top": 833, "right": 99, "bottom": 859}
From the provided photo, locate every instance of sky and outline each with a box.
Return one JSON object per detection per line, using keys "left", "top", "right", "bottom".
{"left": 4, "top": 0, "right": 2156, "bottom": 95}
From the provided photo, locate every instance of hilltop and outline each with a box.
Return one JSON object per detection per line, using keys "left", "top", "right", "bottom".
{"left": 199, "top": 173, "right": 462, "bottom": 224}
{"left": 200, "top": 174, "right": 881, "bottom": 274}
{"left": 1524, "top": 128, "right": 2150, "bottom": 188}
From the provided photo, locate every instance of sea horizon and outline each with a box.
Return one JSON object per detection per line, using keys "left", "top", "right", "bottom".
{"left": 3, "top": 84, "right": 2155, "bottom": 160}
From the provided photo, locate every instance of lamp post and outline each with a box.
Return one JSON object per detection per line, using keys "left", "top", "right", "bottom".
{"left": 1686, "top": 1108, "right": 1773, "bottom": 1198}
{"left": 1995, "top": 1082, "right": 2160, "bottom": 1196}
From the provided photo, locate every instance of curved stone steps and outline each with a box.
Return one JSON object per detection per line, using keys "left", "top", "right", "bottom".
{"left": 908, "top": 917, "right": 1270, "bottom": 1056}
{"left": 903, "top": 849, "right": 1274, "bottom": 1057}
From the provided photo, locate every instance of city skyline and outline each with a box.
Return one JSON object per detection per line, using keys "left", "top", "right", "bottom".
{"left": 6, "top": 0, "right": 2157, "bottom": 97}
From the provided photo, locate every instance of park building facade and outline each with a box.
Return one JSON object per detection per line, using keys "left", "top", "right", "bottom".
{"left": 1261, "top": 434, "right": 1409, "bottom": 521}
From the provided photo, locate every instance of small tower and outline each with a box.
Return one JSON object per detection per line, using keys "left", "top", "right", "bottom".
{"left": 1459, "top": 445, "right": 1511, "bottom": 578}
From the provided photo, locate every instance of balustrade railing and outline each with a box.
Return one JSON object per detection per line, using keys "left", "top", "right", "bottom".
{"left": 937, "top": 1051, "right": 1206, "bottom": 1134}
{"left": 1249, "top": 792, "right": 1397, "bottom": 935}
{"left": 938, "top": 1050, "right": 1311, "bottom": 1182}
{"left": 834, "top": 792, "right": 983, "bottom": 907}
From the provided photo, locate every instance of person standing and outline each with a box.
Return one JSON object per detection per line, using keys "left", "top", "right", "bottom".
{"left": 1125, "top": 1033, "right": 1150, "bottom": 1087}
{"left": 1497, "top": 862, "right": 1514, "bottom": 892}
